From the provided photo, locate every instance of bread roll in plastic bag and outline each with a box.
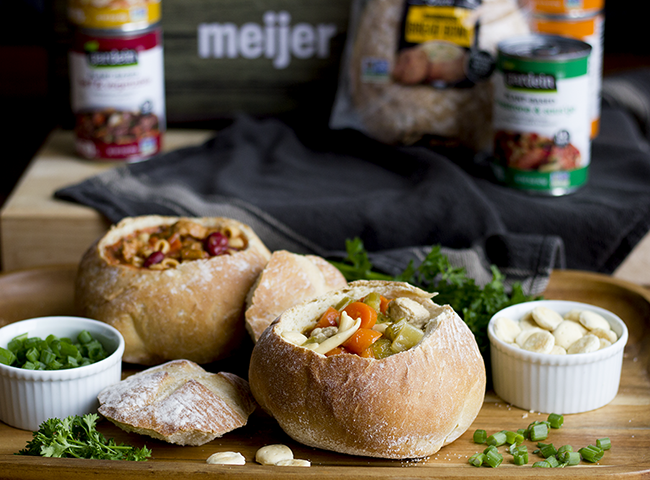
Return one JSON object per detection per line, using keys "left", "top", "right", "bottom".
{"left": 329, "top": 0, "right": 530, "bottom": 151}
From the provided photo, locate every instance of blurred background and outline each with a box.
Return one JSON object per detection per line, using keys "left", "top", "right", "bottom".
{"left": 0, "top": 0, "right": 647, "bottom": 207}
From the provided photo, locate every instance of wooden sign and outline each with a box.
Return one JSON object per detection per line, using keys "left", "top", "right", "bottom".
{"left": 160, "top": 0, "right": 352, "bottom": 122}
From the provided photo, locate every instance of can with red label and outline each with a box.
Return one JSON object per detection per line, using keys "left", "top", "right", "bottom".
{"left": 69, "top": 24, "right": 166, "bottom": 162}
{"left": 531, "top": 10, "right": 604, "bottom": 138}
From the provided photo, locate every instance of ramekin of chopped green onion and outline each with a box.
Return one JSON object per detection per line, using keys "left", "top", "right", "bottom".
{"left": 0, "top": 316, "right": 125, "bottom": 431}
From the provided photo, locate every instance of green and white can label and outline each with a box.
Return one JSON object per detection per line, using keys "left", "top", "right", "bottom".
{"left": 69, "top": 25, "right": 166, "bottom": 162}
{"left": 491, "top": 34, "right": 592, "bottom": 195}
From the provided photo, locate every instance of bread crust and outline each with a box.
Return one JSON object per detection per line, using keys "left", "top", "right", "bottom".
{"left": 98, "top": 359, "right": 257, "bottom": 446}
{"left": 75, "top": 215, "right": 271, "bottom": 365}
{"left": 248, "top": 280, "right": 486, "bottom": 459}
{"left": 245, "top": 250, "right": 348, "bottom": 342}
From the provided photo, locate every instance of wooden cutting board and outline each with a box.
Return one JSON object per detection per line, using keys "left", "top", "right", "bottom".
{"left": 0, "top": 266, "right": 648, "bottom": 479}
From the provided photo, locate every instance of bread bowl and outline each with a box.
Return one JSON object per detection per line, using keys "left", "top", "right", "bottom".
{"left": 244, "top": 250, "right": 348, "bottom": 342}
{"left": 248, "top": 280, "right": 486, "bottom": 459}
{"left": 75, "top": 215, "right": 271, "bottom": 365}
{"left": 98, "top": 359, "right": 257, "bottom": 446}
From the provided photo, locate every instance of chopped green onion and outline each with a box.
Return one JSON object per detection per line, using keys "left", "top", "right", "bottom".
{"left": 0, "top": 347, "right": 16, "bottom": 366}
{"left": 468, "top": 452, "right": 485, "bottom": 467}
{"left": 529, "top": 423, "right": 549, "bottom": 442}
{"left": 23, "top": 361, "right": 37, "bottom": 370}
{"left": 4, "top": 331, "right": 109, "bottom": 371}
{"left": 473, "top": 429, "right": 487, "bottom": 444}
{"left": 596, "top": 438, "right": 611, "bottom": 451}
{"left": 8, "top": 333, "right": 27, "bottom": 350}
{"left": 538, "top": 443, "right": 557, "bottom": 458}
{"left": 47, "top": 359, "right": 63, "bottom": 370}
{"left": 39, "top": 350, "right": 56, "bottom": 365}
{"left": 512, "top": 446, "right": 528, "bottom": 466}
{"left": 557, "top": 444, "right": 573, "bottom": 455}
{"left": 548, "top": 413, "right": 564, "bottom": 429}
{"left": 546, "top": 455, "right": 560, "bottom": 468}
{"left": 24, "top": 337, "right": 40, "bottom": 349}
{"left": 579, "top": 445, "right": 604, "bottom": 463}
{"left": 484, "top": 448, "right": 503, "bottom": 468}
{"left": 513, "top": 452, "right": 528, "bottom": 465}
{"left": 506, "top": 430, "right": 525, "bottom": 445}
{"left": 532, "top": 460, "right": 551, "bottom": 468}
{"left": 25, "top": 347, "right": 39, "bottom": 363}
{"left": 483, "top": 445, "right": 499, "bottom": 455}
{"left": 487, "top": 430, "right": 508, "bottom": 447}
{"left": 558, "top": 451, "right": 581, "bottom": 465}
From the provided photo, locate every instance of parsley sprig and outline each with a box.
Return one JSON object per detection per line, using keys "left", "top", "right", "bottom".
{"left": 330, "top": 238, "right": 538, "bottom": 358}
{"left": 17, "top": 414, "right": 151, "bottom": 461}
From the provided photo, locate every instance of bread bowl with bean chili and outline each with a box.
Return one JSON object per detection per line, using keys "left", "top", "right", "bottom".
{"left": 74, "top": 215, "right": 271, "bottom": 365}
{"left": 248, "top": 280, "right": 486, "bottom": 459}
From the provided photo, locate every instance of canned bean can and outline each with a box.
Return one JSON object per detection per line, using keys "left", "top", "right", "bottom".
{"left": 67, "top": 0, "right": 161, "bottom": 32}
{"left": 531, "top": 0, "right": 603, "bottom": 16}
{"left": 491, "top": 34, "right": 592, "bottom": 195}
{"left": 69, "top": 24, "right": 166, "bottom": 162}
{"left": 531, "top": 10, "right": 604, "bottom": 138}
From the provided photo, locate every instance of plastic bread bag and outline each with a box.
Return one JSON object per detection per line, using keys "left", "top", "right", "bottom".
{"left": 329, "top": 0, "right": 531, "bottom": 151}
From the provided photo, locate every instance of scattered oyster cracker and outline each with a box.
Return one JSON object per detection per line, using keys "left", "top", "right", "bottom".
{"left": 207, "top": 451, "right": 246, "bottom": 465}
{"left": 255, "top": 444, "right": 311, "bottom": 467}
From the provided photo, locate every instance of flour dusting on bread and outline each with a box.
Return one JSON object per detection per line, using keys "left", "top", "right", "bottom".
{"left": 245, "top": 250, "right": 347, "bottom": 342}
{"left": 98, "top": 359, "right": 257, "bottom": 446}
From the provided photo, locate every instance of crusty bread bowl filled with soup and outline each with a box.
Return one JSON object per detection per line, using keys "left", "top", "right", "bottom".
{"left": 75, "top": 216, "right": 271, "bottom": 365}
{"left": 248, "top": 280, "right": 486, "bottom": 459}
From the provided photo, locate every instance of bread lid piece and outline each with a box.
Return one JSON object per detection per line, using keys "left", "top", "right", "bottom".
{"left": 248, "top": 280, "right": 486, "bottom": 459}
{"left": 98, "top": 359, "right": 257, "bottom": 446}
{"left": 245, "top": 250, "right": 347, "bottom": 342}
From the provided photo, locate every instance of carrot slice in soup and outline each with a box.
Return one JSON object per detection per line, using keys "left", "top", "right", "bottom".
{"left": 342, "top": 302, "right": 377, "bottom": 329}
{"left": 315, "top": 306, "right": 340, "bottom": 329}
{"left": 342, "top": 328, "right": 383, "bottom": 355}
{"left": 379, "top": 296, "right": 391, "bottom": 314}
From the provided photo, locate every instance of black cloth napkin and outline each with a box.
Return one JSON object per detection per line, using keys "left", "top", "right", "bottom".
{"left": 54, "top": 79, "right": 650, "bottom": 296}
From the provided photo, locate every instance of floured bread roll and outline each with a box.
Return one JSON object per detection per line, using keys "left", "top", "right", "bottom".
{"left": 98, "top": 359, "right": 257, "bottom": 446}
{"left": 75, "top": 215, "right": 271, "bottom": 365}
{"left": 245, "top": 250, "right": 347, "bottom": 342}
{"left": 249, "top": 280, "right": 486, "bottom": 459}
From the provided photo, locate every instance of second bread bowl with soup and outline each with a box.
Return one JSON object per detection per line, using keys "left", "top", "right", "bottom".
{"left": 248, "top": 280, "right": 486, "bottom": 459}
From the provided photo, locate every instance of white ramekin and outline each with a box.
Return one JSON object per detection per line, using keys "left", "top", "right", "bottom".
{"left": 488, "top": 300, "right": 628, "bottom": 414}
{"left": 0, "top": 316, "right": 125, "bottom": 431}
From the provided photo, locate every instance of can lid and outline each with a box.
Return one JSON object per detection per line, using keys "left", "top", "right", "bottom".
{"left": 498, "top": 34, "right": 592, "bottom": 61}
{"left": 532, "top": 8, "right": 603, "bottom": 21}
{"left": 531, "top": 0, "right": 604, "bottom": 16}
{"left": 67, "top": 0, "right": 161, "bottom": 32}
{"left": 74, "top": 22, "right": 162, "bottom": 38}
